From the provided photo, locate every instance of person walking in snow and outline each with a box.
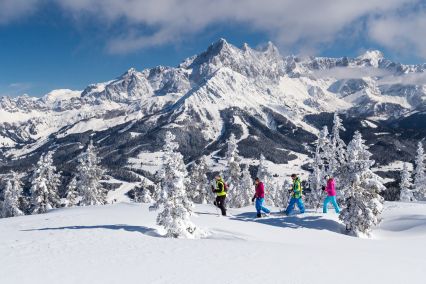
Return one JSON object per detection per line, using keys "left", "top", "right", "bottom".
{"left": 285, "top": 174, "right": 305, "bottom": 215}
{"left": 251, "top": 177, "right": 271, "bottom": 218}
{"left": 323, "top": 176, "right": 340, "bottom": 213}
{"left": 212, "top": 175, "right": 227, "bottom": 216}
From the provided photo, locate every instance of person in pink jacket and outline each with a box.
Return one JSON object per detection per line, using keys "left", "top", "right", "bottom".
{"left": 323, "top": 176, "right": 340, "bottom": 213}
{"left": 251, "top": 177, "right": 270, "bottom": 218}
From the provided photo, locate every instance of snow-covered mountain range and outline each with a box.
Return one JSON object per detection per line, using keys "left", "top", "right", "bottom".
{"left": 1, "top": 38, "right": 426, "bottom": 195}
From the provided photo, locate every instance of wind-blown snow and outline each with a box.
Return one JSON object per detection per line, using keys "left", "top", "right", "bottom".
{"left": 42, "top": 89, "right": 81, "bottom": 103}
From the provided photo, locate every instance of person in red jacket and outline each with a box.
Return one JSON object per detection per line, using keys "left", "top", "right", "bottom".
{"left": 251, "top": 177, "right": 271, "bottom": 218}
{"left": 323, "top": 176, "right": 340, "bottom": 213}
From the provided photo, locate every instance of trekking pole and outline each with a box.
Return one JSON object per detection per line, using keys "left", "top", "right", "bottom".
{"left": 211, "top": 184, "right": 220, "bottom": 216}
{"left": 315, "top": 187, "right": 325, "bottom": 213}
{"left": 315, "top": 186, "right": 325, "bottom": 213}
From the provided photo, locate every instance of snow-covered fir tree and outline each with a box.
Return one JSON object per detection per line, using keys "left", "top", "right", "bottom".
{"left": 224, "top": 134, "right": 242, "bottom": 206}
{"left": 140, "top": 188, "right": 153, "bottom": 203}
{"left": 188, "top": 156, "right": 210, "bottom": 204}
{"left": 256, "top": 154, "right": 268, "bottom": 182}
{"left": 65, "top": 177, "right": 79, "bottom": 207}
{"left": 400, "top": 163, "right": 414, "bottom": 202}
{"left": 267, "top": 179, "right": 279, "bottom": 207}
{"left": 414, "top": 142, "right": 426, "bottom": 200}
{"left": 154, "top": 131, "right": 202, "bottom": 238}
{"left": 151, "top": 182, "right": 162, "bottom": 204}
{"left": 76, "top": 141, "right": 107, "bottom": 206}
{"left": 307, "top": 126, "right": 330, "bottom": 208}
{"left": 256, "top": 154, "right": 276, "bottom": 206}
{"left": 0, "top": 172, "right": 24, "bottom": 218}
{"left": 280, "top": 179, "right": 292, "bottom": 209}
{"left": 30, "top": 151, "right": 61, "bottom": 214}
{"left": 135, "top": 179, "right": 153, "bottom": 203}
{"left": 338, "top": 131, "right": 385, "bottom": 237}
{"left": 232, "top": 165, "right": 254, "bottom": 208}
{"left": 270, "top": 178, "right": 284, "bottom": 208}
{"left": 329, "top": 113, "right": 347, "bottom": 175}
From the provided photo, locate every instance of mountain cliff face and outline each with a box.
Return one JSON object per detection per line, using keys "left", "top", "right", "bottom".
{"left": 1, "top": 39, "right": 425, "bottom": 194}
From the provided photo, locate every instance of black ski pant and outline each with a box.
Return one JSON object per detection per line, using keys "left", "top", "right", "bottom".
{"left": 215, "top": 195, "right": 227, "bottom": 216}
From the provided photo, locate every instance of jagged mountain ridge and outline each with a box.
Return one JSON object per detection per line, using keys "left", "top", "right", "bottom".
{"left": 1, "top": 38, "right": 426, "bottom": 199}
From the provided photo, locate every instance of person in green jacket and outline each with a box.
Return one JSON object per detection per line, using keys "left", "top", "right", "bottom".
{"left": 284, "top": 174, "right": 305, "bottom": 215}
{"left": 211, "top": 175, "right": 227, "bottom": 216}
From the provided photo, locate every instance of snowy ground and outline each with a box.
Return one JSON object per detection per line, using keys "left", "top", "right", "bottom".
{"left": 1, "top": 202, "right": 425, "bottom": 284}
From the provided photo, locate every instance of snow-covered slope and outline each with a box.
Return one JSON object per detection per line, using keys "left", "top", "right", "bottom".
{"left": 1, "top": 202, "right": 425, "bottom": 284}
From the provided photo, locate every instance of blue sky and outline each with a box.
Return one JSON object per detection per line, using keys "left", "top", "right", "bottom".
{"left": 1, "top": 0, "right": 425, "bottom": 97}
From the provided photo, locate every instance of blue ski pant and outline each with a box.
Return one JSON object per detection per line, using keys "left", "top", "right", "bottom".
{"left": 323, "top": 196, "right": 340, "bottom": 213}
{"left": 255, "top": 198, "right": 270, "bottom": 214}
{"left": 285, "top": 197, "right": 305, "bottom": 215}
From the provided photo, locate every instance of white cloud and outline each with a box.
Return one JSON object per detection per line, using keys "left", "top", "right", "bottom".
{"left": 368, "top": 9, "right": 426, "bottom": 59}
{"left": 52, "top": 0, "right": 418, "bottom": 54}
{"left": 379, "top": 72, "right": 426, "bottom": 85}
{"left": 0, "top": 82, "right": 33, "bottom": 96}
{"left": 312, "top": 67, "right": 391, "bottom": 80}
{"left": 1, "top": 0, "right": 426, "bottom": 59}
{"left": 313, "top": 66, "right": 426, "bottom": 86}
{"left": 0, "top": 0, "right": 40, "bottom": 24}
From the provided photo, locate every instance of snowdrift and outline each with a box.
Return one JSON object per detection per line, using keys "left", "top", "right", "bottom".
{"left": 1, "top": 201, "right": 425, "bottom": 284}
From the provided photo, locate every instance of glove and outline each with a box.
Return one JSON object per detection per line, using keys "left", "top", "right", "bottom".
{"left": 251, "top": 197, "right": 256, "bottom": 202}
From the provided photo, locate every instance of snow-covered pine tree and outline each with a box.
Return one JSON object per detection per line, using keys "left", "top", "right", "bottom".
{"left": 280, "top": 179, "right": 292, "bottom": 209}
{"left": 65, "top": 177, "right": 79, "bottom": 207}
{"left": 271, "top": 178, "right": 284, "bottom": 208}
{"left": 338, "top": 131, "right": 386, "bottom": 237}
{"left": 76, "top": 141, "right": 107, "bottom": 206}
{"left": 400, "top": 163, "right": 414, "bottom": 202}
{"left": 224, "top": 134, "right": 242, "bottom": 207}
{"left": 151, "top": 182, "right": 162, "bottom": 204}
{"left": 414, "top": 142, "right": 426, "bottom": 200}
{"left": 256, "top": 154, "right": 275, "bottom": 206}
{"left": 30, "top": 151, "right": 61, "bottom": 214}
{"left": 188, "top": 156, "right": 210, "bottom": 204}
{"left": 154, "top": 131, "right": 202, "bottom": 238}
{"left": 136, "top": 179, "right": 153, "bottom": 203}
{"left": 233, "top": 165, "right": 254, "bottom": 208}
{"left": 140, "top": 188, "right": 153, "bottom": 203}
{"left": 267, "top": 179, "right": 279, "bottom": 207}
{"left": 307, "top": 126, "right": 330, "bottom": 208}
{"left": 1, "top": 172, "right": 24, "bottom": 218}
{"left": 329, "top": 113, "right": 347, "bottom": 175}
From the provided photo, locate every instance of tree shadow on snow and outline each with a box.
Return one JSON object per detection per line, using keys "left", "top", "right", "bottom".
{"left": 380, "top": 214, "right": 426, "bottom": 232}
{"left": 22, "top": 224, "right": 162, "bottom": 237}
{"left": 230, "top": 212, "right": 346, "bottom": 235}
{"left": 195, "top": 211, "right": 221, "bottom": 216}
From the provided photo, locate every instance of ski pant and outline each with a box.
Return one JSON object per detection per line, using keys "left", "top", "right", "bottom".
{"left": 255, "top": 198, "right": 270, "bottom": 214}
{"left": 285, "top": 197, "right": 305, "bottom": 215}
{"left": 323, "top": 196, "right": 340, "bottom": 213}
{"left": 215, "top": 195, "right": 227, "bottom": 216}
